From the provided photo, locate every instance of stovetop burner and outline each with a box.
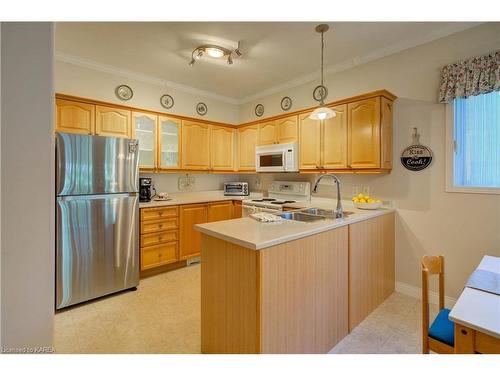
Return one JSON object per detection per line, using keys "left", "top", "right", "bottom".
{"left": 251, "top": 198, "right": 277, "bottom": 202}
{"left": 270, "top": 200, "right": 296, "bottom": 205}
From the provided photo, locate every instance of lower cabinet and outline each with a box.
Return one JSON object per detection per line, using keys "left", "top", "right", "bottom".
{"left": 140, "top": 206, "right": 180, "bottom": 271}
{"left": 180, "top": 203, "right": 208, "bottom": 260}
{"left": 348, "top": 212, "right": 395, "bottom": 330}
{"left": 208, "top": 201, "right": 233, "bottom": 222}
{"left": 232, "top": 201, "right": 242, "bottom": 219}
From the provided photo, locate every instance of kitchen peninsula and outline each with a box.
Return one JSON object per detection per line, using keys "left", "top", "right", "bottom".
{"left": 196, "top": 203, "right": 395, "bottom": 353}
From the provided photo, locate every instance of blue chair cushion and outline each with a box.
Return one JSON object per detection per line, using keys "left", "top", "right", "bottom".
{"left": 428, "top": 308, "right": 455, "bottom": 347}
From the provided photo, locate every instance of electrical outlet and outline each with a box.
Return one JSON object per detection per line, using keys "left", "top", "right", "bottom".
{"left": 352, "top": 186, "right": 360, "bottom": 196}
{"left": 362, "top": 186, "right": 370, "bottom": 196}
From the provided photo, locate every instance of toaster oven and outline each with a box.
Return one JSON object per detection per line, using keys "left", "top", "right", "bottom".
{"left": 223, "top": 182, "right": 249, "bottom": 196}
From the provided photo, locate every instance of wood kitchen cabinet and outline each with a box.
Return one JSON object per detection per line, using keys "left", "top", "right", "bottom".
{"left": 232, "top": 201, "right": 242, "bottom": 219}
{"left": 181, "top": 121, "right": 210, "bottom": 170}
{"left": 349, "top": 212, "right": 395, "bottom": 331}
{"left": 347, "top": 97, "right": 381, "bottom": 169}
{"left": 210, "top": 126, "right": 235, "bottom": 171}
{"left": 133, "top": 111, "right": 157, "bottom": 170}
{"left": 298, "top": 105, "right": 347, "bottom": 169}
{"left": 238, "top": 125, "right": 259, "bottom": 171}
{"left": 158, "top": 116, "right": 181, "bottom": 170}
{"left": 55, "top": 99, "right": 95, "bottom": 135}
{"left": 179, "top": 203, "right": 208, "bottom": 260}
{"left": 95, "top": 105, "right": 132, "bottom": 138}
{"left": 380, "top": 97, "right": 394, "bottom": 170}
{"left": 208, "top": 201, "right": 233, "bottom": 222}
{"left": 258, "top": 121, "right": 278, "bottom": 145}
{"left": 140, "top": 206, "right": 180, "bottom": 271}
{"left": 276, "top": 115, "right": 298, "bottom": 143}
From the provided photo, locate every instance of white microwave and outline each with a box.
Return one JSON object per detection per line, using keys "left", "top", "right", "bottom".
{"left": 255, "top": 142, "right": 299, "bottom": 172}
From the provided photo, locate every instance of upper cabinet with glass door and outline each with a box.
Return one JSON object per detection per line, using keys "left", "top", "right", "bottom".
{"left": 158, "top": 116, "right": 181, "bottom": 170}
{"left": 133, "top": 111, "right": 157, "bottom": 170}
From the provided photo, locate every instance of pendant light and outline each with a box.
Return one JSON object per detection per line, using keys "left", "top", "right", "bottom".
{"left": 309, "top": 24, "right": 336, "bottom": 121}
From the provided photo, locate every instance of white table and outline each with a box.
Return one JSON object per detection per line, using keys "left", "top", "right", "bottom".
{"left": 449, "top": 255, "right": 500, "bottom": 353}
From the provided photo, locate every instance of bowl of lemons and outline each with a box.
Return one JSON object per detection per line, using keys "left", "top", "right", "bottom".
{"left": 352, "top": 194, "right": 382, "bottom": 210}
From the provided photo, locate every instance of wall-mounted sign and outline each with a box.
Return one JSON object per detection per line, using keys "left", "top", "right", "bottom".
{"left": 400, "top": 128, "right": 433, "bottom": 171}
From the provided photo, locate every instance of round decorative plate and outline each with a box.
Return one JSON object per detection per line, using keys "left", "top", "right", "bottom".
{"left": 280, "top": 96, "right": 292, "bottom": 111}
{"left": 160, "top": 94, "right": 174, "bottom": 109}
{"left": 115, "top": 84, "right": 133, "bottom": 101}
{"left": 312, "top": 85, "right": 328, "bottom": 102}
{"left": 196, "top": 102, "right": 208, "bottom": 116}
{"left": 255, "top": 104, "right": 264, "bottom": 117}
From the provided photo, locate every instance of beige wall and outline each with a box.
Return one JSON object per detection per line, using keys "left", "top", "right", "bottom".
{"left": 1, "top": 23, "right": 55, "bottom": 349}
{"left": 55, "top": 60, "right": 240, "bottom": 124}
{"left": 237, "top": 23, "right": 500, "bottom": 299}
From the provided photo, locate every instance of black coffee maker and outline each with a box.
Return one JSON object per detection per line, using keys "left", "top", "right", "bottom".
{"left": 139, "top": 178, "right": 153, "bottom": 202}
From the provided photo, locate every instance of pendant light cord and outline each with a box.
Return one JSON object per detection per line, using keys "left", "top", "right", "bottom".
{"left": 321, "top": 30, "right": 324, "bottom": 87}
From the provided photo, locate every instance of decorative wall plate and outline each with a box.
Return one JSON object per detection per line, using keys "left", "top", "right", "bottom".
{"left": 280, "top": 97, "right": 293, "bottom": 111}
{"left": 160, "top": 94, "right": 174, "bottom": 109}
{"left": 196, "top": 102, "right": 208, "bottom": 116}
{"left": 115, "top": 84, "right": 133, "bottom": 101}
{"left": 255, "top": 104, "right": 264, "bottom": 117}
{"left": 312, "top": 85, "right": 328, "bottom": 102}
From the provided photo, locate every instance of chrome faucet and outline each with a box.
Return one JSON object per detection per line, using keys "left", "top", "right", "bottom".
{"left": 312, "top": 174, "right": 344, "bottom": 219}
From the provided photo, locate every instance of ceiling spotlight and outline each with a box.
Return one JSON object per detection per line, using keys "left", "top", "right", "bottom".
{"left": 188, "top": 42, "right": 242, "bottom": 66}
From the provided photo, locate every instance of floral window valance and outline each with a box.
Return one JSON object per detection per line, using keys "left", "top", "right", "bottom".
{"left": 439, "top": 50, "right": 500, "bottom": 103}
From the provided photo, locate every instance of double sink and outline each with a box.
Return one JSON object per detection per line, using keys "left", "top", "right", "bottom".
{"left": 279, "top": 208, "right": 354, "bottom": 222}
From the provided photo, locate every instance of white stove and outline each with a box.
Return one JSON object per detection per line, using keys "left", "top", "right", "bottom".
{"left": 242, "top": 181, "right": 311, "bottom": 216}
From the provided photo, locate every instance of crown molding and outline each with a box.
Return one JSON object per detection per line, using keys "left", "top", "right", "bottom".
{"left": 55, "top": 51, "right": 241, "bottom": 105}
{"left": 238, "top": 22, "right": 483, "bottom": 104}
{"left": 55, "top": 22, "right": 481, "bottom": 106}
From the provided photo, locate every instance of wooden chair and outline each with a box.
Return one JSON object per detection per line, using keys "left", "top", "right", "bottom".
{"left": 421, "top": 255, "right": 454, "bottom": 354}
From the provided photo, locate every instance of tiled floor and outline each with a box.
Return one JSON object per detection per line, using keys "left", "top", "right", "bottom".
{"left": 54, "top": 264, "right": 436, "bottom": 354}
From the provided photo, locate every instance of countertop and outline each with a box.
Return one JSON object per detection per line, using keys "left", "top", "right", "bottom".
{"left": 195, "top": 197, "right": 395, "bottom": 250}
{"left": 139, "top": 190, "right": 263, "bottom": 208}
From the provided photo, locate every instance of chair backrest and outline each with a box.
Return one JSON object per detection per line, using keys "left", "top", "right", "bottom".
{"left": 421, "top": 255, "right": 445, "bottom": 339}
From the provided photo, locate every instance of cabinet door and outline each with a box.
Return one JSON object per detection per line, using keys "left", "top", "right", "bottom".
{"left": 238, "top": 125, "right": 259, "bottom": 170}
{"left": 132, "top": 111, "right": 157, "bottom": 170}
{"left": 55, "top": 99, "right": 95, "bottom": 135}
{"left": 277, "top": 115, "right": 298, "bottom": 143}
{"left": 208, "top": 201, "right": 233, "bottom": 222}
{"left": 158, "top": 116, "right": 181, "bottom": 170}
{"left": 211, "top": 126, "right": 235, "bottom": 171}
{"left": 347, "top": 98, "right": 381, "bottom": 169}
{"left": 232, "top": 201, "right": 242, "bottom": 219}
{"left": 180, "top": 204, "right": 208, "bottom": 259}
{"left": 380, "top": 98, "right": 393, "bottom": 169}
{"left": 258, "top": 121, "right": 278, "bottom": 145}
{"left": 181, "top": 121, "right": 210, "bottom": 170}
{"left": 95, "top": 105, "right": 132, "bottom": 138}
{"left": 322, "top": 104, "right": 348, "bottom": 169}
{"left": 298, "top": 112, "right": 321, "bottom": 170}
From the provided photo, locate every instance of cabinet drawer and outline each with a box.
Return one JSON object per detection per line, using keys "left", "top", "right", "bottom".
{"left": 140, "top": 218, "right": 178, "bottom": 234}
{"left": 140, "top": 230, "right": 178, "bottom": 247}
{"left": 141, "top": 206, "right": 178, "bottom": 221}
{"left": 141, "top": 242, "right": 178, "bottom": 270}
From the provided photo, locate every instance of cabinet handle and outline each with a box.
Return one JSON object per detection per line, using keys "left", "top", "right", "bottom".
{"left": 159, "top": 212, "right": 163, "bottom": 216}
{"left": 159, "top": 224, "right": 163, "bottom": 228}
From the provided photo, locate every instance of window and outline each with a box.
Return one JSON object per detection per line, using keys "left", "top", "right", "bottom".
{"left": 447, "top": 91, "right": 500, "bottom": 193}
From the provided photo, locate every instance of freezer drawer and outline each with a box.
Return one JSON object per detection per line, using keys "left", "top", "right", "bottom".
{"left": 56, "top": 193, "right": 139, "bottom": 309}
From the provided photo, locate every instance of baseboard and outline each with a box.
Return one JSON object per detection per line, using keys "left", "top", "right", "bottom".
{"left": 395, "top": 281, "right": 457, "bottom": 309}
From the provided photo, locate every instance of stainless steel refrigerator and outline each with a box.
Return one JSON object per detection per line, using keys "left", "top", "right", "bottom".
{"left": 56, "top": 132, "right": 140, "bottom": 309}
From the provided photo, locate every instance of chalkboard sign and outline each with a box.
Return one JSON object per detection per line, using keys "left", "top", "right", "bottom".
{"left": 401, "top": 128, "right": 433, "bottom": 171}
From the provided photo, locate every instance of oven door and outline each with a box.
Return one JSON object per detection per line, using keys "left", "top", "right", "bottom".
{"left": 242, "top": 204, "right": 282, "bottom": 217}
{"left": 256, "top": 151, "right": 286, "bottom": 172}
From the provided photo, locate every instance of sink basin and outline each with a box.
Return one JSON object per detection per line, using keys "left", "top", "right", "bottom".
{"left": 279, "top": 212, "right": 326, "bottom": 222}
{"left": 297, "top": 207, "right": 354, "bottom": 218}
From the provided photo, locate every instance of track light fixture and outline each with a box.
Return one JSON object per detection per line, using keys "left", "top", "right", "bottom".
{"left": 188, "top": 42, "right": 242, "bottom": 66}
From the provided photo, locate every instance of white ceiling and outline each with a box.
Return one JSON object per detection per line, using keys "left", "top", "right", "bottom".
{"left": 55, "top": 22, "right": 479, "bottom": 103}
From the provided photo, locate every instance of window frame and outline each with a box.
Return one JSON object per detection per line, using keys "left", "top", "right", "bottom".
{"left": 445, "top": 100, "right": 500, "bottom": 195}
